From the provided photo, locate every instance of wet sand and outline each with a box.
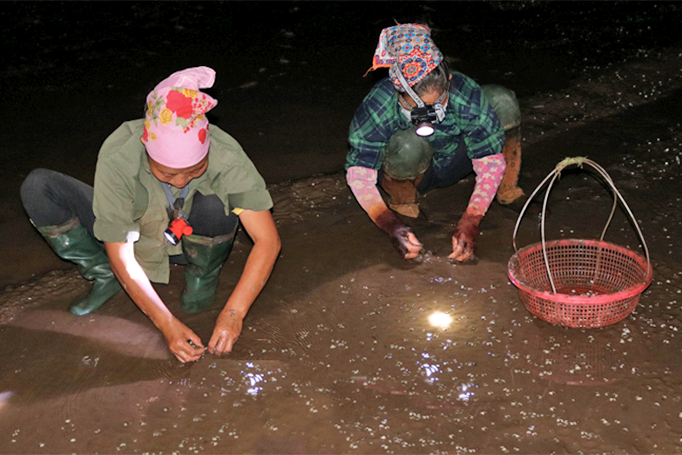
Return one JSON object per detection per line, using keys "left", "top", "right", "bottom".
{"left": 2, "top": 2, "right": 682, "bottom": 453}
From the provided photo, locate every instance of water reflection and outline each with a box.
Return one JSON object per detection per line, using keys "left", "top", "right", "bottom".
{"left": 0, "top": 391, "right": 12, "bottom": 413}
{"left": 428, "top": 311, "right": 453, "bottom": 329}
{"left": 420, "top": 363, "right": 440, "bottom": 385}
{"left": 191, "top": 360, "right": 289, "bottom": 398}
{"left": 457, "top": 383, "right": 476, "bottom": 402}
{"left": 242, "top": 363, "right": 267, "bottom": 397}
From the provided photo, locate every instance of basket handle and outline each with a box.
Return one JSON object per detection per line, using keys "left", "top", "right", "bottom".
{"left": 511, "top": 157, "right": 652, "bottom": 294}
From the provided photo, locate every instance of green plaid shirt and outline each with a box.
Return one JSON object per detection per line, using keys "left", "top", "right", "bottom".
{"left": 346, "top": 71, "right": 505, "bottom": 172}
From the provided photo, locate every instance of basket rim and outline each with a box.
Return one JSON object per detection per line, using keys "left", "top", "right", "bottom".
{"left": 508, "top": 238, "right": 653, "bottom": 304}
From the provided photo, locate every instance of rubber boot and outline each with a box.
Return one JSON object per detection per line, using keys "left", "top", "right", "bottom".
{"left": 496, "top": 126, "right": 526, "bottom": 205}
{"left": 382, "top": 128, "right": 434, "bottom": 180}
{"left": 181, "top": 233, "right": 235, "bottom": 314}
{"left": 379, "top": 127, "right": 433, "bottom": 218}
{"left": 36, "top": 218, "right": 122, "bottom": 316}
{"left": 380, "top": 173, "right": 424, "bottom": 218}
{"left": 480, "top": 85, "right": 526, "bottom": 206}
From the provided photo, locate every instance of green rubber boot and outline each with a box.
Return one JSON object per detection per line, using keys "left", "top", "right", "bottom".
{"left": 181, "top": 233, "right": 235, "bottom": 314}
{"left": 481, "top": 84, "right": 522, "bottom": 131}
{"left": 382, "top": 127, "right": 435, "bottom": 181}
{"left": 36, "top": 218, "right": 122, "bottom": 316}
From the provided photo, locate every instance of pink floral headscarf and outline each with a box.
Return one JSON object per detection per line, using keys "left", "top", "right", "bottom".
{"left": 141, "top": 66, "right": 218, "bottom": 168}
{"left": 366, "top": 23, "right": 443, "bottom": 91}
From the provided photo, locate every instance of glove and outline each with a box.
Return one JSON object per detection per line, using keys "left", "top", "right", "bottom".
{"left": 375, "top": 210, "right": 423, "bottom": 258}
{"left": 449, "top": 212, "right": 484, "bottom": 262}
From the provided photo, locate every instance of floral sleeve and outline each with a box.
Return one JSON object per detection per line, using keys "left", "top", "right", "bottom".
{"left": 346, "top": 166, "right": 388, "bottom": 220}
{"left": 466, "top": 154, "right": 506, "bottom": 216}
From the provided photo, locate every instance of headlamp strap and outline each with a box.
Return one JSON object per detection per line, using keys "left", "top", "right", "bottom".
{"left": 394, "top": 64, "right": 448, "bottom": 123}
{"left": 163, "top": 183, "right": 189, "bottom": 220}
{"left": 433, "top": 88, "right": 448, "bottom": 122}
{"left": 393, "top": 65, "right": 425, "bottom": 108}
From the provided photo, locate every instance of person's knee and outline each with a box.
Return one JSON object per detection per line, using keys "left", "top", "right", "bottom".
{"left": 20, "top": 168, "right": 53, "bottom": 207}
{"left": 481, "top": 85, "right": 521, "bottom": 131}
{"left": 189, "top": 193, "right": 239, "bottom": 237}
{"left": 383, "top": 128, "right": 434, "bottom": 180}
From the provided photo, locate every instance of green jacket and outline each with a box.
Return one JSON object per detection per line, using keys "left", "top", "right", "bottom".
{"left": 93, "top": 119, "right": 272, "bottom": 283}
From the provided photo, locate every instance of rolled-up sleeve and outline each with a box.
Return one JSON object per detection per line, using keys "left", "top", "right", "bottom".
{"left": 213, "top": 157, "right": 273, "bottom": 214}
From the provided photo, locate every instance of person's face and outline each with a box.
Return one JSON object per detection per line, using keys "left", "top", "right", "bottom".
{"left": 148, "top": 155, "right": 209, "bottom": 189}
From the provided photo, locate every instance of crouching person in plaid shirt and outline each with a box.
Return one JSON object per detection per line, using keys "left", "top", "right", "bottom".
{"left": 345, "top": 23, "right": 525, "bottom": 261}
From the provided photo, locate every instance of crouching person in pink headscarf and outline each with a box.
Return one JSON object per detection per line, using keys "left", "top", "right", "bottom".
{"left": 20, "top": 67, "right": 281, "bottom": 363}
{"left": 346, "top": 24, "right": 525, "bottom": 261}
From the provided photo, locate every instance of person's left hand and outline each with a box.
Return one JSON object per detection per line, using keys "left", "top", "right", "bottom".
{"left": 449, "top": 212, "right": 483, "bottom": 262}
{"left": 208, "top": 309, "right": 244, "bottom": 355}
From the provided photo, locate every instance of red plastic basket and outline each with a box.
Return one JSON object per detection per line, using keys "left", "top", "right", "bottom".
{"left": 508, "top": 158, "right": 653, "bottom": 328}
{"left": 509, "top": 239, "right": 652, "bottom": 328}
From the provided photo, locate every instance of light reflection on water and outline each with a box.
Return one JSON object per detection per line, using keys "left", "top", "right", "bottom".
{"left": 420, "top": 363, "right": 440, "bottom": 385}
{"left": 0, "top": 391, "right": 13, "bottom": 413}
{"left": 242, "top": 364, "right": 266, "bottom": 397}
{"left": 209, "top": 361, "right": 288, "bottom": 397}
{"left": 428, "top": 311, "right": 453, "bottom": 329}
{"left": 457, "top": 382, "right": 476, "bottom": 402}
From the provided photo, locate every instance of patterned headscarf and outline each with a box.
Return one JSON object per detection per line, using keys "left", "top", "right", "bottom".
{"left": 142, "top": 66, "right": 218, "bottom": 168}
{"left": 366, "top": 23, "right": 443, "bottom": 91}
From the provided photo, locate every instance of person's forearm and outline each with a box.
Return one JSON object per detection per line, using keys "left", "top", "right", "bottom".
{"left": 346, "top": 166, "right": 390, "bottom": 223}
{"left": 346, "top": 166, "right": 421, "bottom": 257}
{"left": 466, "top": 154, "right": 506, "bottom": 216}
{"left": 221, "top": 236, "right": 280, "bottom": 318}
{"left": 105, "top": 242, "right": 176, "bottom": 332}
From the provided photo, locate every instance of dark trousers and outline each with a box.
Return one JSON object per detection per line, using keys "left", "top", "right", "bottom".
{"left": 416, "top": 140, "right": 473, "bottom": 194}
{"left": 20, "top": 168, "right": 239, "bottom": 240}
{"left": 378, "top": 140, "right": 474, "bottom": 195}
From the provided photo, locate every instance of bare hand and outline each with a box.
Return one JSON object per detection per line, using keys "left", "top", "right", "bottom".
{"left": 449, "top": 233, "right": 475, "bottom": 261}
{"left": 208, "top": 309, "right": 244, "bottom": 355}
{"left": 394, "top": 228, "right": 423, "bottom": 259}
{"left": 162, "top": 319, "right": 205, "bottom": 363}
{"left": 448, "top": 212, "right": 483, "bottom": 262}
{"left": 375, "top": 209, "right": 423, "bottom": 259}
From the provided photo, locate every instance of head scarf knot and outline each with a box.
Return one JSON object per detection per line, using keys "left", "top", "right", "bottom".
{"left": 365, "top": 23, "right": 443, "bottom": 91}
{"left": 142, "top": 66, "right": 218, "bottom": 168}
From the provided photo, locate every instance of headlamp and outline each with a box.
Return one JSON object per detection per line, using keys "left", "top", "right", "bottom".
{"left": 394, "top": 64, "right": 448, "bottom": 137}
{"left": 164, "top": 217, "right": 193, "bottom": 246}
{"left": 412, "top": 106, "right": 439, "bottom": 137}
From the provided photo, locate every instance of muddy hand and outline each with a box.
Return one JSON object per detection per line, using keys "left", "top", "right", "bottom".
{"left": 163, "top": 318, "right": 205, "bottom": 363}
{"left": 375, "top": 209, "right": 422, "bottom": 258}
{"left": 388, "top": 224, "right": 423, "bottom": 259}
{"left": 449, "top": 212, "right": 483, "bottom": 262}
{"left": 209, "top": 309, "right": 244, "bottom": 355}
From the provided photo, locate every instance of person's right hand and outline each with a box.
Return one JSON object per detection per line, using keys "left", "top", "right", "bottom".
{"left": 375, "top": 209, "right": 423, "bottom": 259}
{"left": 390, "top": 225, "right": 423, "bottom": 259}
{"left": 162, "top": 318, "right": 205, "bottom": 363}
{"left": 105, "top": 241, "right": 206, "bottom": 363}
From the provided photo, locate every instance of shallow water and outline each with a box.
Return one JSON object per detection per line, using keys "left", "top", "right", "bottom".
{"left": 3, "top": 255, "right": 681, "bottom": 453}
